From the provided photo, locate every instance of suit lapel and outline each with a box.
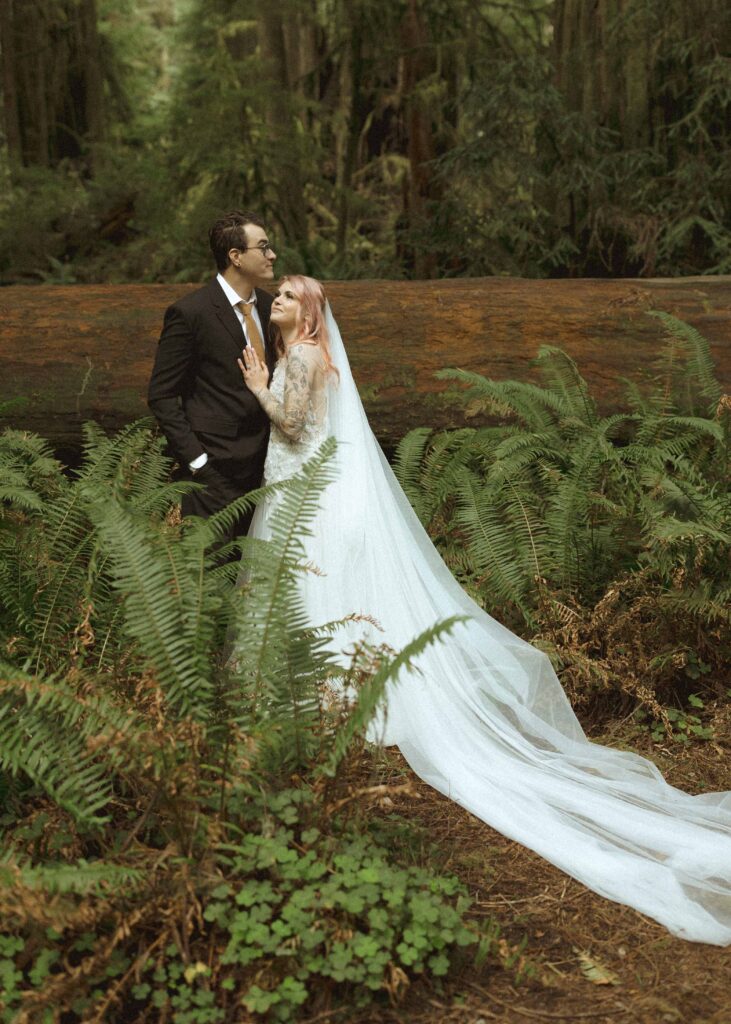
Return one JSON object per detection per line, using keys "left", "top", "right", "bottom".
{"left": 208, "top": 279, "right": 276, "bottom": 370}
{"left": 208, "top": 279, "right": 246, "bottom": 356}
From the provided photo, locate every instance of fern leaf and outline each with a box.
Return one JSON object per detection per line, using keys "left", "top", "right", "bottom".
{"left": 0, "top": 664, "right": 149, "bottom": 826}
{"left": 649, "top": 311, "right": 722, "bottom": 414}
{"left": 319, "top": 616, "right": 465, "bottom": 777}
{"left": 0, "top": 856, "right": 145, "bottom": 897}
{"left": 534, "top": 346, "right": 598, "bottom": 426}
{"left": 392, "top": 427, "right": 434, "bottom": 523}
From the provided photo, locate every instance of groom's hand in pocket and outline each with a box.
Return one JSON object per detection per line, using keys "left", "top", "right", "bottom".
{"left": 193, "top": 459, "right": 216, "bottom": 480}
{"left": 189, "top": 458, "right": 221, "bottom": 495}
{"left": 187, "top": 458, "right": 231, "bottom": 517}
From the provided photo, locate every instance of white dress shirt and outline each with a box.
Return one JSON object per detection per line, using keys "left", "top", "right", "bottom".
{"left": 216, "top": 272, "right": 265, "bottom": 349}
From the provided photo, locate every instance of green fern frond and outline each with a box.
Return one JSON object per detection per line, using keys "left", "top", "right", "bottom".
{"left": 543, "top": 429, "right": 626, "bottom": 592}
{"left": 454, "top": 472, "right": 542, "bottom": 622}
{"left": 621, "top": 378, "right": 669, "bottom": 416}
{"left": 649, "top": 311, "right": 722, "bottom": 415}
{"left": 437, "top": 369, "right": 562, "bottom": 430}
{"left": 319, "top": 616, "right": 465, "bottom": 778}
{"left": 78, "top": 421, "right": 176, "bottom": 510}
{"left": 393, "top": 427, "right": 435, "bottom": 522}
{"left": 652, "top": 517, "right": 730, "bottom": 545}
{"left": 0, "top": 663, "right": 151, "bottom": 826}
{"left": 227, "top": 439, "right": 341, "bottom": 769}
{"left": 0, "top": 431, "right": 66, "bottom": 511}
{"left": 0, "top": 856, "right": 146, "bottom": 897}
{"left": 534, "top": 346, "right": 598, "bottom": 426}
{"left": 489, "top": 431, "right": 564, "bottom": 484}
{"left": 393, "top": 427, "right": 486, "bottom": 526}
{"left": 660, "top": 588, "right": 731, "bottom": 625}
{"left": 0, "top": 473, "right": 46, "bottom": 511}
{"left": 661, "top": 415, "right": 724, "bottom": 441}
{"left": 87, "top": 497, "right": 218, "bottom": 720}
{"left": 0, "top": 423, "right": 182, "bottom": 675}
{"left": 632, "top": 413, "right": 724, "bottom": 462}
{"left": 421, "top": 429, "right": 487, "bottom": 512}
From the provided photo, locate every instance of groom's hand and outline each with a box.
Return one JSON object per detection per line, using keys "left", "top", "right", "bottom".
{"left": 192, "top": 459, "right": 216, "bottom": 479}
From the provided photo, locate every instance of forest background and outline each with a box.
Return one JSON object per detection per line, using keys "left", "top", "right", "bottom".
{"left": 2, "top": 0, "right": 731, "bottom": 286}
{"left": 2, "top": 2, "right": 731, "bottom": 1020}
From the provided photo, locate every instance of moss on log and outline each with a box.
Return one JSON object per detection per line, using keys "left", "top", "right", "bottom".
{"left": 0, "top": 277, "right": 729, "bottom": 451}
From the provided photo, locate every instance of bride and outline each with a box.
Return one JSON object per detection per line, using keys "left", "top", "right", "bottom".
{"left": 238, "top": 274, "right": 731, "bottom": 947}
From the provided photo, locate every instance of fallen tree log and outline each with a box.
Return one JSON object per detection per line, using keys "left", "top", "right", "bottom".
{"left": 1, "top": 277, "right": 729, "bottom": 452}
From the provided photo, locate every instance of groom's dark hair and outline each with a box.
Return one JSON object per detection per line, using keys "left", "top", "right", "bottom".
{"left": 209, "top": 211, "right": 267, "bottom": 272}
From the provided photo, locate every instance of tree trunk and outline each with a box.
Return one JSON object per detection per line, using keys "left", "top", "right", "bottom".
{"left": 551, "top": 0, "right": 731, "bottom": 274}
{"left": 81, "top": 0, "right": 105, "bottom": 150}
{"left": 400, "top": 0, "right": 439, "bottom": 279}
{"left": 1, "top": 278, "right": 730, "bottom": 452}
{"left": 19, "top": 1, "right": 50, "bottom": 166}
{"left": 257, "top": 8, "right": 308, "bottom": 242}
{"left": 553, "top": 0, "right": 729, "bottom": 148}
{"left": 334, "top": 30, "right": 355, "bottom": 261}
{"left": 0, "top": 0, "right": 22, "bottom": 163}
{"left": 1, "top": 0, "right": 108, "bottom": 168}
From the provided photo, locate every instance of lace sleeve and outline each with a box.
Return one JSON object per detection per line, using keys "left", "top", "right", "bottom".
{"left": 255, "top": 343, "right": 322, "bottom": 441}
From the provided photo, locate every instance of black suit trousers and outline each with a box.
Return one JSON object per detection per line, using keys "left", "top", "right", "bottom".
{"left": 181, "top": 458, "right": 263, "bottom": 549}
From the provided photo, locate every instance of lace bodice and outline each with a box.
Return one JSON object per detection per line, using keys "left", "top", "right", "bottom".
{"left": 263, "top": 352, "right": 330, "bottom": 486}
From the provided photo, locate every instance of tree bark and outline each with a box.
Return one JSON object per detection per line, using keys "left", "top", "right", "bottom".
{"left": 81, "top": 0, "right": 105, "bottom": 150}
{"left": 400, "top": 0, "right": 439, "bottom": 279}
{"left": 550, "top": 0, "right": 731, "bottom": 275}
{"left": 256, "top": 8, "right": 308, "bottom": 242}
{"left": 1, "top": 278, "right": 729, "bottom": 452}
{"left": 553, "top": 0, "right": 729, "bottom": 148}
{"left": 334, "top": 28, "right": 355, "bottom": 261}
{"left": 0, "top": 0, "right": 22, "bottom": 162}
{"left": 1, "top": 0, "right": 108, "bottom": 168}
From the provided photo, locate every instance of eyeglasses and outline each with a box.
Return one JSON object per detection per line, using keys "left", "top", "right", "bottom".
{"left": 235, "top": 241, "right": 275, "bottom": 255}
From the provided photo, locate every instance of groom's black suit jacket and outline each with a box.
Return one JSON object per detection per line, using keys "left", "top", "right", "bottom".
{"left": 148, "top": 279, "right": 275, "bottom": 477}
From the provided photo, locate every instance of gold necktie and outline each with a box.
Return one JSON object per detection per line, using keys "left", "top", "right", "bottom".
{"left": 238, "top": 300, "right": 266, "bottom": 366}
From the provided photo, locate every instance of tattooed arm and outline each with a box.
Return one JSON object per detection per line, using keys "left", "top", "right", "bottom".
{"left": 249, "top": 344, "right": 319, "bottom": 441}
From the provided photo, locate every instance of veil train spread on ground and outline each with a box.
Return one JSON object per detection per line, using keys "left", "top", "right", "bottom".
{"left": 250, "top": 305, "right": 731, "bottom": 946}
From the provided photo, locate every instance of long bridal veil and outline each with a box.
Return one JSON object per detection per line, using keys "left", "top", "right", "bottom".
{"left": 280, "top": 303, "right": 731, "bottom": 945}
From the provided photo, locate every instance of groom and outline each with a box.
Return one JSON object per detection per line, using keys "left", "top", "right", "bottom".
{"left": 147, "top": 211, "right": 277, "bottom": 542}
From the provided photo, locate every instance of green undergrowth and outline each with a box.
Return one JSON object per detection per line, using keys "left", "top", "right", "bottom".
{"left": 3, "top": 312, "right": 727, "bottom": 1017}
{"left": 394, "top": 313, "right": 731, "bottom": 734}
{"left": 0, "top": 795, "right": 495, "bottom": 1023}
{"left": 0, "top": 424, "right": 508, "bottom": 1022}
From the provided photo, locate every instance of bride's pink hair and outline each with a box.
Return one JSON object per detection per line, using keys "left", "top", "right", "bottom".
{"left": 270, "top": 275, "right": 338, "bottom": 379}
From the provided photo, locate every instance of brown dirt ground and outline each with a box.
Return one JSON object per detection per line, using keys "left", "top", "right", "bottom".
{"left": 313, "top": 701, "right": 731, "bottom": 1024}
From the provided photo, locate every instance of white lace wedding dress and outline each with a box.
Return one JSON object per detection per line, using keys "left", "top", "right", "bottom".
{"left": 248, "top": 309, "right": 731, "bottom": 946}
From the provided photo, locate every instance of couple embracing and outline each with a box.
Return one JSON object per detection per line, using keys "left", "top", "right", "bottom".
{"left": 147, "top": 211, "right": 731, "bottom": 948}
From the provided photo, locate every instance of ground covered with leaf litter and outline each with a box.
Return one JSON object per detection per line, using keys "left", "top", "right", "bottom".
{"left": 321, "top": 702, "right": 731, "bottom": 1024}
